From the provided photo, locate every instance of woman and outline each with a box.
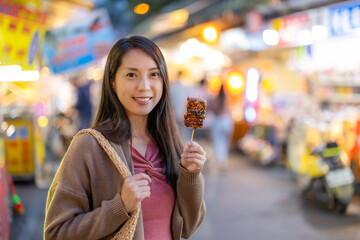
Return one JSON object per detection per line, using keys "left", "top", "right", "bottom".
{"left": 44, "top": 36, "right": 207, "bottom": 240}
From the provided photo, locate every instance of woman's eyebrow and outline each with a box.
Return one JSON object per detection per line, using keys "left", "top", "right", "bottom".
{"left": 125, "top": 67, "right": 159, "bottom": 71}
{"left": 126, "top": 67, "right": 139, "bottom": 71}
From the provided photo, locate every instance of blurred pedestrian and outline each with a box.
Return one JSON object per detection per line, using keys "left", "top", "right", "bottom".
{"left": 47, "top": 113, "right": 77, "bottom": 161}
{"left": 209, "top": 84, "right": 234, "bottom": 170}
{"left": 190, "top": 78, "right": 209, "bottom": 101}
{"left": 170, "top": 70, "right": 191, "bottom": 141}
{"left": 44, "top": 36, "right": 206, "bottom": 240}
{"left": 71, "top": 73, "right": 93, "bottom": 131}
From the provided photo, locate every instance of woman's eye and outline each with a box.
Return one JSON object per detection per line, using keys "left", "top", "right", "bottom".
{"left": 126, "top": 73, "right": 137, "bottom": 78}
{"left": 151, "top": 72, "right": 160, "bottom": 77}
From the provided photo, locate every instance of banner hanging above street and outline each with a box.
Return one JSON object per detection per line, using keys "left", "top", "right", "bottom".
{"left": 43, "top": 9, "right": 115, "bottom": 74}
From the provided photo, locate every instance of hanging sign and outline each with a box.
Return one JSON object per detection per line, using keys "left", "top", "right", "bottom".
{"left": 43, "top": 9, "right": 115, "bottom": 74}
{"left": 271, "top": 13, "right": 311, "bottom": 47}
{"left": 329, "top": 1, "right": 360, "bottom": 37}
{"left": 0, "top": 1, "right": 47, "bottom": 70}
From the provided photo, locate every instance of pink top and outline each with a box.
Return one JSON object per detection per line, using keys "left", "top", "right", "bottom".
{"left": 132, "top": 138, "right": 175, "bottom": 240}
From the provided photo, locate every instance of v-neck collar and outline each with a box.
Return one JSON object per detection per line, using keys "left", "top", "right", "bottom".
{"left": 131, "top": 137, "right": 153, "bottom": 159}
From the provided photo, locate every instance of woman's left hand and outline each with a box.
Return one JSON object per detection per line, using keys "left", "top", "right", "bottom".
{"left": 181, "top": 141, "right": 207, "bottom": 172}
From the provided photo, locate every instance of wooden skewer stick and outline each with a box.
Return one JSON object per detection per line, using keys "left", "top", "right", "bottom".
{"left": 191, "top": 128, "right": 195, "bottom": 142}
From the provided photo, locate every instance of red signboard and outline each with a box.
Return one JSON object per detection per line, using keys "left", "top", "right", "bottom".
{"left": 271, "top": 13, "right": 311, "bottom": 46}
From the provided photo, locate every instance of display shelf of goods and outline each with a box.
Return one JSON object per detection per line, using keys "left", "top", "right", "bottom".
{"left": 319, "top": 76, "right": 360, "bottom": 86}
{"left": 329, "top": 94, "right": 360, "bottom": 104}
{"left": 320, "top": 81, "right": 360, "bottom": 87}
{"left": 317, "top": 83, "right": 360, "bottom": 104}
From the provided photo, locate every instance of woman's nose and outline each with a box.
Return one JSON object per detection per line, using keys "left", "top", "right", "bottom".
{"left": 138, "top": 76, "right": 150, "bottom": 91}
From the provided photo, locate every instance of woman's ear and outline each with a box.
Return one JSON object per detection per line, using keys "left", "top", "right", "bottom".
{"left": 111, "top": 80, "right": 115, "bottom": 91}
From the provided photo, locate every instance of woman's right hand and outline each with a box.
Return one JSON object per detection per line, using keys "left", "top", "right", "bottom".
{"left": 121, "top": 173, "right": 151, "bottom": 213}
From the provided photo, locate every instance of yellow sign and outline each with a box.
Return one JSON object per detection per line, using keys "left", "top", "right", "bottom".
{"left": 5, "top": 119, "right": 34, "bottom": 176}
{"left": 0, "top": 134, "right": 4, "bottom": 169}
{"left": 0, "top": 1, "right": 47, "bottom": 70}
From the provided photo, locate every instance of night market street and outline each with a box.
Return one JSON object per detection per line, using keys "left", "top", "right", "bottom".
{"left": 11, "top": 151, "right": 360, "bottom": 240}
{"left": 4, "top": 0, "right": 360, "bottom": 240}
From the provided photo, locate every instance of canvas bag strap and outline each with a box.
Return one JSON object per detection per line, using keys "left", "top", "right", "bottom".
{"left": 75, "top": 129, "right": 140, "bottom": 240}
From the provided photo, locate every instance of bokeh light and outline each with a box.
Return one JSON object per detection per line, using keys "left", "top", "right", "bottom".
{"left": 134, "top": 3, "right": 149, "bottom": 15}
{"left": 226, "top": 72, "right": 245, "bottom": 95}
{"left": 245, "top": 67, "right": 261, "bottom": 103}
{"left": 202, "top": 25, "right": 218, "bottom": 43}
{"left": 244, "top": 106, "right": 257, "bottom": 123}
{"left": 37, "top": 116, "right": 49, "bottom": 128}
{"left": 208, "top": 75, "right": 222, "bottom": 94}
{"left": 180, "top": 38, "right": 200, "bottom": 59}
{"left": 263, "top": 29, "right": 279, "bottom": 46}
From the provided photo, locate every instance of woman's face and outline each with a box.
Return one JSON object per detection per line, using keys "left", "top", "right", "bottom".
{"left": 113, "top": 48, "right": 163, "bottom": 119}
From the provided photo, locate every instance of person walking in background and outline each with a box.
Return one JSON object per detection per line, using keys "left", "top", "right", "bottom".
{"left": 190, "top": 78, "right": 209, "bottom": 101}
{"left": 44, "top": 36, "right": 206, "bottom": 240}
{"left": 170, "top": 70, "right": 191, "bottom": 141}
{"left": 209, "top": 84, "right": 234, "bottom": 170}
{"left": 71, "top": 73, "right": 93, "bottom": 131}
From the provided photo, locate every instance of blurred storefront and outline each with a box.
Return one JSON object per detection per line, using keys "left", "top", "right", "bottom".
{"left": 1, "top": 0, "right": 114, "bottom": 177}
{"left": 0, "top": 1, "right": 115, "bottom": 236}
{"left": 0, "top": 2, "right": 48, "bottom": 232}
{"left": 256, "top": 1, "right": 360, "bottom": 185}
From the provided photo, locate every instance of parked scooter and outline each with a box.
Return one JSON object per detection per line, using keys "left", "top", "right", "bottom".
{"left": 300, "top": 142, "right": 355, "bottom": 213}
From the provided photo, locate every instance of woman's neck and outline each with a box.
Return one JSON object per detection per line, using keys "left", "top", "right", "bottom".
{"left": 129, "top": 115, "right": 150, "bottom": 141}
{"left": 129, "top": 115, "right": 151, "bottom": 156}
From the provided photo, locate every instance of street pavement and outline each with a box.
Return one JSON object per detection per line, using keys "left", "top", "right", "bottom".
{"left": 193, "top": 152, "right": 360, "bottom": 240}
{"left": 9, "top": 181, "right": 48, "bottom": 240}
{"left": 9, "top": 151, "right": 360, "bottom": 240}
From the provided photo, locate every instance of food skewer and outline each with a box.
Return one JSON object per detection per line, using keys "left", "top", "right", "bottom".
{"left": 184, "top": 96, "right": 207, "bottom": 142}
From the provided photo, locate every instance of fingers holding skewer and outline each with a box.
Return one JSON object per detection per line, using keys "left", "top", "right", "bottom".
{"left": 181, "top": 141, "right": 207, "bottom": 172}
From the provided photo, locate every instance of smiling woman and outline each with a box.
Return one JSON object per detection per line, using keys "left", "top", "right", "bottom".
{"left": 112, "top": 48, "right": 163, "bottom": 119}
{"left": 44, "top": 36, "right": 207, "bottom": 240}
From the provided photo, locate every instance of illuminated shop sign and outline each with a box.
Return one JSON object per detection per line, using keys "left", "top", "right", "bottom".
{"left": 0, "top": 1, "right": 47, "bottom": 70}
{"left": 329, "top": 1, "right": 360, "bottom": 37}
{"left": 43, "top": 9, "right": 115, "bottom": 74}
{"left": 244, "top": 67, "right": 261, "bottom": 123}
{"left": 271, "top": 13, "right": 312, "bottom": 47}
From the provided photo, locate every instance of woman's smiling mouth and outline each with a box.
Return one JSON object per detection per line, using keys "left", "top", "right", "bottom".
{"left": 133, "top": 97, "right": 152, "bottom": 104}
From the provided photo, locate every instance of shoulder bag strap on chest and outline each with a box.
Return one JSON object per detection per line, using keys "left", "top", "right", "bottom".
{"left": 75, "top": 129, "right": 140, "bottom": 240}
{"left": 76, "top": 129, "right": 131, "bottom": 178}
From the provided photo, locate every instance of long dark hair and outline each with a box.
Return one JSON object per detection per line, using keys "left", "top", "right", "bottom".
{"left": 92, "top": 36, "right": 183, "bottom": 185}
